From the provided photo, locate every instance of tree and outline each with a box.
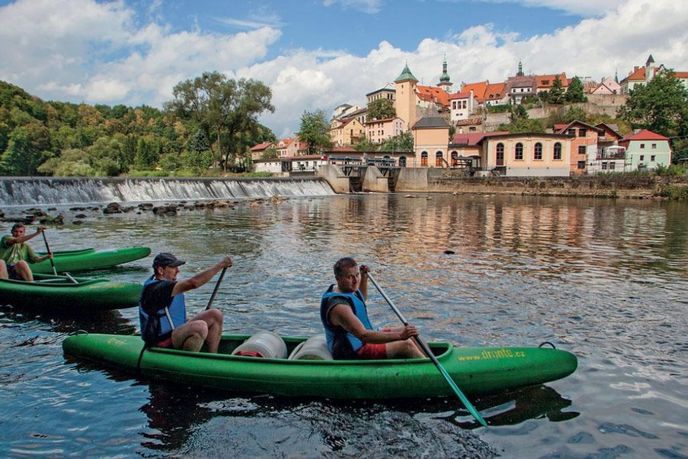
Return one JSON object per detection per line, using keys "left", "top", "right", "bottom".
{"left": 166, "top": 72, "right": 274, "bottom": 171}
{"left": 297, "top": 110, "right": 332, "bottom": 154}
{"left": 618, "top": 70, "right": 688, "bottom": 139}
{"left": 547, "top": 76, "right": 565, "bottom": 104}
{"left": 261, "top": 146, "right": 278, "bottom": 159}
{"left": 354, "top": 137, "right": 378, "bottom": 152}
{"left": 566, "top": 77, "right": 587, "bottom": 103}
{"left": 1, "top": 123, "right": 51, "bottom": 175}
{"left": 380, "top": 131, "right": 413, "bottom": 152}
{"left": 367, "top": 99, "right": 395, "bottom": 121}
{"left": 509, "top": 103, "right": 529, "bottom": 124}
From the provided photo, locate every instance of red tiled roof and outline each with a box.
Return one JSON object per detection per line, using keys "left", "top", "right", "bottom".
{"left": 675, "top": 71, "right": 688, "bottom": 78}
{"left": 536, "top": 73, "right": 569, "bottom": 89}
{"left": 553, "top": 120, "right": 603, "bottom": 134}
{"left": 250, "top": 142, "right": 273, "bottom": 152}
{"left": 416, "top": 85, "right": 450, "bottom": 107}
{"left": 451, "top": 131, "right": 509, "bottom": 146}
{"left": 484, "top": 82, "right": 506, "bottom": 101}
{"left": 621, "top": 129, "right": 669, "bottom": 141}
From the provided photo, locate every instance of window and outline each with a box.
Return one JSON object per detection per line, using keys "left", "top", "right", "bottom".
{"left": 421, "top": 152, "right": 428, "bottom": 166}
{"left": 640, "top": 155, "right": 644, "bottom": 161}
{"left": 399, "top": 156, "right": 407, "bottom": 167}
{"left": 534, "top": 142, "right": 543, "bottom": 160}
{"left": 578, "top": 145, "right": 586, "bottom": 155}
{"left": 602, "top": 162, "right": 608, "bottom": 170}
{"left": 567, "top": 129, "right": 576, "bottom": 136}
{"left": 577, "top": 161, "right": 586, "bottom": 169}
{"left": 652, "top": 143, "right": 657, "bottom": 149}
{"left": 640, "top": 143, "right": 645, "bottom": 149}
{"left": 651, "top": 155, "right": 656, "bottom": 162}
{"left": 554, "top": 142, "right": 562, "bottom": 160}
{"left": 609, "top": 162, "right": 615, "bottom": 170}
{"left": 515, "top": 143, "right": 523, "bottom": 160}
{"left": 496, "top": 143, "right": 505, "bottom": 166}
{"left": 579, "top": 128, "right": 587, "bottom": 137}
{"left": 451, "top": 151, "right": 459, "bottom": 167}
{"left": 435, "top": 151, "right": 444, "bottom": 167}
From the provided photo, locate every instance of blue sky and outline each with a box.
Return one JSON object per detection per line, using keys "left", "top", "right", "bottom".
{"left": 1, "top": 0, "right": 687, "bottom": 136}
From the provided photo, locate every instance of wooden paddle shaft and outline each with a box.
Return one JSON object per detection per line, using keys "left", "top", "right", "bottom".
{"left": 205, "top": 267, "right": 227, "bottom": 310}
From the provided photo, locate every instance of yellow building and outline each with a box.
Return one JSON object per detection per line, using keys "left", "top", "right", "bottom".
{"left": 476, "top": 133, "right": 572, "bottom": 176}
{"left": 330, "top": 117, "right": 365, "bottom": 147}
{"left": 412, "top": 117, "right": 451, "bottom": 167}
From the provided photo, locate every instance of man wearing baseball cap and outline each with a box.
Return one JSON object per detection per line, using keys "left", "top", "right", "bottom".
{"left": 139, "top": 252, "right": 233, "bottom": 352}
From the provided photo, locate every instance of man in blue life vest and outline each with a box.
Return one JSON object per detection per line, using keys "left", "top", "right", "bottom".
{"left": 0, "top": 223, "right": 53, "bottom": 281}
{"left": 320, "top": 257, "right": 424, "bottom": 360}
{"left": 139, "top": 252, "right": 232, "bottom": 353}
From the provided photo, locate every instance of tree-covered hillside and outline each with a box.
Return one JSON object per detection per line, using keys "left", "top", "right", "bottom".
{"left": 0, "top": 72, "right": 276, "bottom": 177}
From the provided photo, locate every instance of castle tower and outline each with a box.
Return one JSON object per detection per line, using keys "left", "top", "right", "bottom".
{"left": 394, "top": 63, "right": 419, "bottom": 130}
{"left": 438, "top": 56, "right": 453, "bottom": 91}
{"left": 517, "top": 60, "right": 524, "bottom": 77}
{"left": 645, "top": 54, "right": 656, "bottom": 83}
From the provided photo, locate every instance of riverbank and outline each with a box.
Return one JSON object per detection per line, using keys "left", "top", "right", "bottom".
{"left": 395, "top": 169, "right": 688, "bottom": 200}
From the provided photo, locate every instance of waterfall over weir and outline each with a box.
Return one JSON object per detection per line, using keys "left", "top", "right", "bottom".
{"left": 0, "top": 177, "right": 335, "bottom": 207}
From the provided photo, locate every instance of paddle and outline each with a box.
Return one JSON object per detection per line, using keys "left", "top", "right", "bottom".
{"left": 205, "top": 267, "right": 227, "bottom": 310}
{"left": 366, "top": 272, "right": 488, "bottom": 427}
{"left": 41, "top": 230, "right": 78, "bottom": 284}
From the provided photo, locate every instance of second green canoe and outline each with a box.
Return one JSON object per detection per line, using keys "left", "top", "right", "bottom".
{"left": 0, "top": 273, "right": 142, "bottom": 310}
{"left": 30, "top": 246, "right": 151, "bottom": 274}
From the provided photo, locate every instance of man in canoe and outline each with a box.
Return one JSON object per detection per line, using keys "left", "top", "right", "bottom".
{"left": 0, "top": 223, "right": 53, "bottom": 281}
{"left": 139, "top": 252, "right": 233, "bottom": 353}
{"left": 321, "top": 257, "right": 424, "bottom": 359}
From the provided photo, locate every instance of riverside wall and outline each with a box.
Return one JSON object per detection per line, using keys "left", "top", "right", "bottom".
{"left": 395, "top": 168, "right": 688, "bottom": 199}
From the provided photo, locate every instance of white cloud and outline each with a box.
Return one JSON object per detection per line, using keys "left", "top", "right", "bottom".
{"left": 1, "top": 0, "right": 687, "bottom": 137}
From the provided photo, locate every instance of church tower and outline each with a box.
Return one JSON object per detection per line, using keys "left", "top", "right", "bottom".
{"left": 438, "top": 56, "right": 453, "bottom": 91}
{"left": 394, "top": 63, "right": 419, "bottom": 130}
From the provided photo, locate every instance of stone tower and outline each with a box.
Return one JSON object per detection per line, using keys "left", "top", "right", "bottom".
{"left": 438, "top": 56, "right": 452, "bottom": 91}
{"left": 394, "top": 63, "right": 419, "bottom": 130}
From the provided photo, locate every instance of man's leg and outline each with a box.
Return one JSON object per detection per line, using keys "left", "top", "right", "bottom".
{"left": 171, "top": 309, "right": 223, "bottom": 353}
{"left": 384, "top": 338, "right": 425, "bottom": 358}
{"left": 15, "top": 261, "right": 33, "bottom": 281}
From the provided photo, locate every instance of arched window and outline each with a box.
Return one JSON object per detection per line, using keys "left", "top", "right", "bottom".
{"left": 515, "top": 142, "right": 524, "bottom": 160}
{"left": 421, "top": 151, "right": 428, "bottom": 167}
{"left": 451, "top": 151, "right": 459, "bottom": 167}
{"left": 496, "top": 143, "right": 504, "bottom": 166}
{"left": 399, "top": 156, "right": 407, "bottom": 167}
{"left": 554, "top": 142, "right": 562, "bottom": 160}
{"left": 435, "top": 151, "right": 444, "bottom": 167}
{"left": 534, "top": 142, "right": 543, "bottom": 160}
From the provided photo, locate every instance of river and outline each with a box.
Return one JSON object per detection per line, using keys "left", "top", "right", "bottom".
{"left": 1, "top": 192, "right": 686, "bottom": 457}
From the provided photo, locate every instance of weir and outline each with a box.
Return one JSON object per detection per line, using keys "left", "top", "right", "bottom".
{"left": 0, "top": 177, "right": 335, "bottom": 207}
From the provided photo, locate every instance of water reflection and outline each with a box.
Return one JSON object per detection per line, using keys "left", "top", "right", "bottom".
{"left": 1, "top": 193, "right": 687, "bottom": 458}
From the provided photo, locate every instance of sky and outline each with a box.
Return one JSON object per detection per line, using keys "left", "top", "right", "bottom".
{"left": 1, "top": 0, "right": 687, "bottom": 137}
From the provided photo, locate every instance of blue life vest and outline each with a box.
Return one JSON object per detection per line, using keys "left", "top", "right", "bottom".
{"left": 139, "top": 277, "right": 187, "bottom": 344}
{"left": 320, "top": 285, "right": 374, "bottom": 358}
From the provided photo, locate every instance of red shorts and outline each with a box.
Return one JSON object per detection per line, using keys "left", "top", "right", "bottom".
{"left": 156, "top": 337, "right": 173, "bottom": 348}
{"left": 356, "top": 343, "right": 387, "bottom": 359}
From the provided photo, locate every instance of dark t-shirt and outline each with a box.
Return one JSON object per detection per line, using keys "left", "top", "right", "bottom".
{"left": 140, "top": 279, "right": 175, "bottom": 313}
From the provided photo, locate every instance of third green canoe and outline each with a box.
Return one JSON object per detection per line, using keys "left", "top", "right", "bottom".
{"left": 30, "top": 246, "right": 151, "bottom": 273}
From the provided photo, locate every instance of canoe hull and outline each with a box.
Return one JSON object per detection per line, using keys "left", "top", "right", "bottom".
{"left": 63, "top": 334, "right": 578, "bottom": 399}
{"left": 30, "top": 247, "right": 151, "bottom": 274}
{"left": 0, "top": 275, "right": 142, "bottom": 310}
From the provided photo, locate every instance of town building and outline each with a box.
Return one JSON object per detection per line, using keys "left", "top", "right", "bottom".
{"left": 365, "top": 117, "right": 405, "bottom": 144}
{"left": 554, "top": 121, "right": 604, "bottom": 175}
{"left": 412, "top": 116, "right": 451, "bottom": 167}
{"left": 619, "top": 129, "right": 672, "bottom": 171}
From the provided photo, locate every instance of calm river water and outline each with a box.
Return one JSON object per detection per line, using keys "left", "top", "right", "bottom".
{"left": 1, "top": 193, "right": 686, "bottom": 458}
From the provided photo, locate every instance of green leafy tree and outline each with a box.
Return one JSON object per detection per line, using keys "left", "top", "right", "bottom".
{"left": 380, "top": 131, "right": 413, "bottom": 152}
{"left": 166, "top": 72, "right": 275, "bottom": 171}
{"left": 509, "top": 103, "right": 529, "bottom": 123}
{"left": 261, "top": 146, "right": 278, "bottom": 159}
{"left": 547, "top": 76, "right": 565, "bottom": 104}
{"left": 354, "top": 137, "right": 378, "bottom": 152}
{"left": 135, "top": 136, "right": 160, "bottom": 169}
{"left": 619, "top": 70, "right": 688, "bottom": 139}
{"left": 1, "top": 123, "right": 51, "bottom": 175}
{"left": 566, "top": 77, "right": 588, "bottom": 103}
{"left": 367, "top": 99, "right": 396, "bottom": 121}
{"left": 297, "top": 110, "right": 332, "bottom": 154}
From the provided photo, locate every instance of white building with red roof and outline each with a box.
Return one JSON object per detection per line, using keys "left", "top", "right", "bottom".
{"left": 619, "top": 129, "right": 672, "bottom": 171}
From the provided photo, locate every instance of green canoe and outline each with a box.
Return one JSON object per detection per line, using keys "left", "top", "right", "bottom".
{"left": 0, "top": 273, "right": 142, "bottom": 310}
{"left": 63, "top": 333, "right": 578, "bottom": 399}
{"left": 30, "top": 246, "right": 151, "bottom": 274}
